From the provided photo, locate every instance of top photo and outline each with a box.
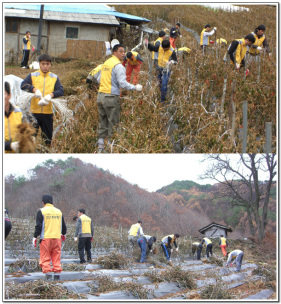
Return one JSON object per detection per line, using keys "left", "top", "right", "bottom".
{"left": 4, "top": 3, "right": 277, "bottom": 153}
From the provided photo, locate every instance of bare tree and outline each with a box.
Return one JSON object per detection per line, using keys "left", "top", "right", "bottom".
{"left": 200, "top": 154, "right": 276, "bottom": 242}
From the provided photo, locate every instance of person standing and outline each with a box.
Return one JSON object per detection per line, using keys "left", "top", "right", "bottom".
{"left": 74, "top": 209, "right": 94, "bottom": 264}
{"left": 192, "top": 242, "right": 203, "bottom": 260}
{"left": 5, "top": 81, "right": 22, "bottom": 153}
{"left": 33, "top": 195, "right": 67, "bottom": 277}
{"left": 137, "top": 235, "right": 156, "bottom": 263}
{"left": 201, "top": 237, "right": 213, "bottom": 258}
{"left": 151, "top": 31, "right": 166, "bottom": 65}
{"left": 248, "top": 25, "right": 271, "bottom": 59}
{"left": 226, "top": 249, "right": 244, "bottom": 272}
{"left": 97, "top": 44, "right": 142, "bottom": 152}
{"left": 161, "top": 233, "right": 179, "bottom": 261}
{"left": 128, "top": 220, "right": 144, "bottom": 249}
{"left": 200, "top": 24, "right": 217, "bottom": 54}
{"left": 122, "top": 51, "right": 144, "bottom": 85}
{"left": 219, "top": 235, "right": 229, "bottom": 257}
{"left": 21, "top": 54, "right": 64, "bottom": 146}
{"left": 21, "top": 31, "right": 34, "bottom": 69}
{"left": 5, "top": 208, "right": 12, "bottom": 240}
{"left": 170, "top": 23, "right": 182, "bottom": 49}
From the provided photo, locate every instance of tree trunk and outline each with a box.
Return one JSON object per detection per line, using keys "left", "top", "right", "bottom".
{"left": 246, "top": 207, "right": 255, "bottom": 237}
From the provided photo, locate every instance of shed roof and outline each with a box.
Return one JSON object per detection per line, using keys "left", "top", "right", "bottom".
{"left": 198, "top": 222, "right": 232, "bottom": 234}
{"left": 4, "top": 4, "right": 150, "bottom": 25}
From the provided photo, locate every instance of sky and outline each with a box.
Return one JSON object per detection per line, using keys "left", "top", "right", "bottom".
{"left": 3, "top": 154, "right": 275, "bottom": 193}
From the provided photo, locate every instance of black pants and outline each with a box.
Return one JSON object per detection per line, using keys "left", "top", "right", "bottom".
{"left": 78, "top": 237, "right": 92, "bottom": 263}
{"left": 197, "top": 244, "right": 202, "bottom": 260}
{"left": 21, "top": 50, "right": 30, "bottom": 68}
{"left": 206, "top": 243, "right": 213, "bottom": 257}
{"left": 32, "top": 113, "right": 53, "bottom": 145}
{"left": 5, "top": 220, "right": 12, "bottom": 239}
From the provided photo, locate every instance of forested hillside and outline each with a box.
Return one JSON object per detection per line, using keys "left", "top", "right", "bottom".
{"left": 5, "top": 157, "right": 276, "bottom": 238}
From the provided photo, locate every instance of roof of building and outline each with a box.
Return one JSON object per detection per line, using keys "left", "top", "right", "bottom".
{"left": 4, "top": 4, "right": 150, "bottom": 25}
{"left": 198, "top": 222, "right": 233, "bottom": 234}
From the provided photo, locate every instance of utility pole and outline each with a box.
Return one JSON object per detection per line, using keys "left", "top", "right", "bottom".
{"left": 37, "top": 5, "right": 44, "bottom": 56}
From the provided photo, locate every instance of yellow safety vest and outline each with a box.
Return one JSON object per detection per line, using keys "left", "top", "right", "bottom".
{"left": 30, "top": 69, "right": 58, "bottom": 114}
{"left": 220, "top": 237, "right": 226, "bottom": 245}
{"left": 200, "top": 29, "right": 209, "bottom": 46}
{"left": 203, "top": 237, "right": 212, "bottom": 245}
{"left": 40, "top": 203, "right": 62, "bottom": 239}
{"left": 126, "top": 51, "right": 139, "bottom": 66}
{"left": 158, "top": 46, "right": 174, "bottom": 68}
{"left": 22, "top": 35, "right": 31, "bottom": 50}
{"left": 234, "top": 38, "right": 248, "bottom": 65}
{"left": 99, "top": 55, "right": 121, "bottom": 94}
{"left": 129, "top": 223, "right": 141, "bottom": 236}
{"left": 5, "top": 106, "right": 22, "bottom": 153}
{"left": 89, "top": 64, "right": 103, "bottom": 77}
{"left": 152, "top": 37, "right": 163, "bottom": 60}
{"left": 249, "top": 32, "right": 266, "bottom": 55}
{"left": 162, "top": 234, "right": 175, "bottom": 246}
{"left": 80, "top": 214, "right": 92, "bottom": 234}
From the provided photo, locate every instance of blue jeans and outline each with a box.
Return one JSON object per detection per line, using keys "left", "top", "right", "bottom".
{"left": 137, "top": 237, "right": 147, "bottom": 263}
{"left": 157, "top": 71, "right": 171, "bottom": 103}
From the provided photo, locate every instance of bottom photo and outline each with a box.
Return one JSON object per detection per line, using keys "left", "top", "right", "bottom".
{"left": 3, "top": 154, "right": 277, "bottom": 300}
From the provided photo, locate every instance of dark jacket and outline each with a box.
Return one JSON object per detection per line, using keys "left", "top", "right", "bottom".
{"left": 170, "top": 27, "right": 181, "bottom": 39}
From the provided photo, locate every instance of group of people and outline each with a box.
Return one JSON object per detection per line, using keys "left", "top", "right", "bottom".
{"left": 192, "top": 235, "right": 244, "bottom": 272}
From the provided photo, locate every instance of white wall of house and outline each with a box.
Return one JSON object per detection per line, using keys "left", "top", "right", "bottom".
{"left": 204, "top": 227, "right": 227, "bottom": 238}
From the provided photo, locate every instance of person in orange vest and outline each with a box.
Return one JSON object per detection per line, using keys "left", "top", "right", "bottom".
{"left": 122, "top": 51, "right": 144, "bottom": 85}
{"left": 170, "top": 23, "right": 182, "bottom": 49}
{"left": 219, "top": 235, "right": 229, "bottom": 257}
{"left": 5, "top": 82, "right": 22, "bottom": 153}
{"left": 74, "top": 208, "right": 94, "bottom": 264}
{"left": 161, "top": 234, "right": 179, "bottom": 261}
{"left": 33, "top": 195, "right": 67, "bottom": 279}
{"left": 21, "top": 31, "right": 35, "bottom": 69}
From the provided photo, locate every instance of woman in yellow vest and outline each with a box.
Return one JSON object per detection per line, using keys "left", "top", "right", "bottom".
{"left": 74, "top": 208, "right": 94, "bottom": 263}
{"left": 219, "top": 235, "right": 229, "bottom": 256}
{"left": 201, "top": 237, "right": 213, "bottom": 258}
{"left": 5, "top": 82, "right": 22, "bottom": 153}
{"left": 248, "top": 25, "right": 271, "bottom": 58}
{"left": 21, "top": 31, "right": 34, "bottom": 69}
{"left": 226, "top": 34, "right": 255, "bottom": 69}
{"left": 122, "top": 51, "right": 144, "bottom": 85}
{"left": 161, "top": 233, "right": 179, "bottom": 261}
{"left": 33, "top": 195, "right": 67, "bottom": 276}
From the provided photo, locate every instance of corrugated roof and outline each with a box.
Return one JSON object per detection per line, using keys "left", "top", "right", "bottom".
{"left": 4, "top": 4, "right": 150, "bottom": 23}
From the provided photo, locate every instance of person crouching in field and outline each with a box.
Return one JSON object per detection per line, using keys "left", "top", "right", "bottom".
{"left": 122, "top": 51, "right": 144, "bottom": 85}
{"left": 226, "top": 249, "right": 244, "bottom": 272}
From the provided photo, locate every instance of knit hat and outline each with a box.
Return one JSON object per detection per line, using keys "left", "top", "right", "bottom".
{"left": 159, "top": 30, "right": 166, "bottom": 37}
{"left": 42, "top": 194, "right": 53, "bottom": 204}
{"left": 257, "top": 24, "right": 266, "bottom": 31}
{"left": 205, "top": 24, "right": 211, "bottom": 28}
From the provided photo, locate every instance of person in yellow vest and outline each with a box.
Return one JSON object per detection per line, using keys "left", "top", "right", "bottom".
{"left": 122, "top": 51, "right": 144, "bottom": 84}
{"left": 128, "top": 220, "right": 144, "bottom": 249}
{"left": 219, "top": 235, "right": 229, "bottom": 257}
{"left": 148, "top": 40, "right": 178, "bottom": 103}
{"left": 151, "top": 31, "right": 166, "bottom": 66}
{"left": 33, "top": 195, "right": 67, "bottom": 278}
{"left": 21, "top": 31, "right": 35, "bottom": 69}
{"left": 161, "top": 233, "right": 179, "bottom": 261}
{"left": 21, "top": 54, "right": 64, "bottom": 146}
{"left": 192, "top": 242, "right": 203, "bottom": 260}
{"left": 5, "top": 81, "right": 22, "bottom": 153}
{"left": 86, "top": 64, "right": 103, "bottom": 88}
{"left": 200, "top": 24, "right": 217, "bottom": 54}
{"left": 226, "top": 249, "right": 244, "bottom": 272}
{"left": 225, "top": 34, "right": 256, "bottom": 69}
{"left": 201, "top": 237, "right": 213, "bottom": 258}
{"left": 74, "top": 208, "right": 94, "bottom": 264}
{"left": 137, "top": 235, "right": 157, "bottom": 263}
{"left": 248, "top": 25, "right": 271, "bottom": 59}
{"left": 97, "top": 44, "right": 142, "bottom": 152}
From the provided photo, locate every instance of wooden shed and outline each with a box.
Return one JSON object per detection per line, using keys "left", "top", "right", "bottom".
{"left": 198, "top": 222, "right": 232, "bottom": 238}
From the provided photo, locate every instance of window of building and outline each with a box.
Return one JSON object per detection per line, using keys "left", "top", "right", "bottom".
{"left": 6, "top": 18, "right": 18, "bottom": 33}
{"left": 66, "top": 27, "right": 78, "bottom": 39}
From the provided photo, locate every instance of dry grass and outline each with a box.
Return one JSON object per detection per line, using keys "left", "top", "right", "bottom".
{"left": 200, "top": 283, "right": 233, "bottom": 299}
{"left": 96, "top": 251, "right": 129, "bottom": 269}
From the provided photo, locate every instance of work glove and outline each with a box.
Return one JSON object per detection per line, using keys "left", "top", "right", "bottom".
{"left": 38, "top": 98, "right": 49, "bottom": 106}
{"left": 44, "top": 94, "right": 52, "bottom": 102}
{"left": 171, "top": 249, "right": 173, "bottom": 253}
{"left": 170, "top": 60, "right": 177, "bottom": 65}
{"left": 214, "top": 27, "right": 217, "bottom": 31}
{"left": 32, "top": 237, "right": 37, "bottom": 247}
{"left": 236, "top": 63, "right": 240, "bottom": 70}
{"left": 91, "top": 238, "right": 93, "bottom": 242}
{"left": 268, "top": 53, "right": 272, "bottom": 59}
{"left": 34, "top": 89, "right": 42, "bottom": 99}
{"left": 74, "top": 237, "right": 78, "bottom": 242}
{"left": 150, "top": 250, "right": 152, "bottom": 253}
{"left": 61, "top": 235, "right": 66, "bottom": 241}
{"left": 246, "top": 69, "right": 250, "bottom": 77}
{"left": 135, "top": 84, "right": 143, "bottom": 92}
{"left": 180, "top": 35, "right": 182, "bottom": 38}
{"left": 11, "top": 142, "right": 19, "bottom": 153}
{"left": 230, "top": 263, "right": 233, "bottom": 266}
{"left": 176, "top": 248, "right": 179, "bottom": 252}
{"left": 257, "top": 46, "right": 262, "bottom": 51}
{"left": 172, "top": 30, "right": 176, "bottom": 34}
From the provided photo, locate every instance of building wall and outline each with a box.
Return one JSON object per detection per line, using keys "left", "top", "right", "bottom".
{"left": 204, "top": 227, "right": 227, "bottom": 238}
